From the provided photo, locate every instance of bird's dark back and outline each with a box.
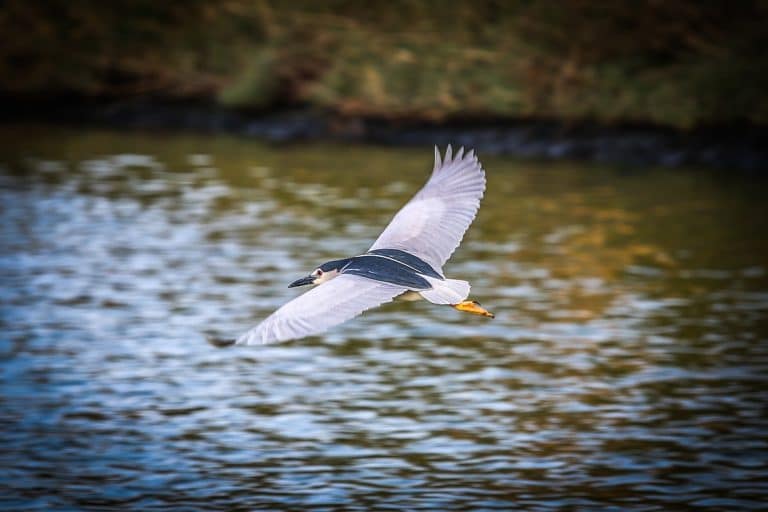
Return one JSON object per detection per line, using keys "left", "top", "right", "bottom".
{"left": 342, "top": 250, "right": 441, "bottom": 289}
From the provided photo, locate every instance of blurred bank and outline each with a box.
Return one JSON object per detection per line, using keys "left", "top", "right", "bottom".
{"left": 1, "top": 1, "right": 767, "bottom": 168}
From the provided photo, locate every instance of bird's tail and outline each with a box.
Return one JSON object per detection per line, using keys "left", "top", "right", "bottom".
{"left": 420, "top": 277, "right": 470, "bottom": 305}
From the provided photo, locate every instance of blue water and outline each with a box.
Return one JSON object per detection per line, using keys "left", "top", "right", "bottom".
{"left": 1, "top": 127, "right": 767, "bottom": 510}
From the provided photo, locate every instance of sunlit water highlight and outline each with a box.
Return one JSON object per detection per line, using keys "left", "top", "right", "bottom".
{"left": 1, "top": 126, "right": 767, "bottom": 510}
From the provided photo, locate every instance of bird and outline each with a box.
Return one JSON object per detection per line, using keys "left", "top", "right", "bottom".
{"left": 235, "top": 145, "right": 493, "bottom": 345}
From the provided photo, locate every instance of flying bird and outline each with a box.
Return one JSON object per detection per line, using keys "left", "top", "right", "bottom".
{"left": 235, "top": 145, "right": 493, "bottom": 345}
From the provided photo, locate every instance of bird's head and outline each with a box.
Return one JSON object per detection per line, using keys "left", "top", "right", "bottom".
{"left": 288, "top": 258, "right": 351, "bottom": 288}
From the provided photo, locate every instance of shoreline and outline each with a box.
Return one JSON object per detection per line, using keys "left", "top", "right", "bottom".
{"left": 2, "top": 99, "right": 767, "bottom": 171}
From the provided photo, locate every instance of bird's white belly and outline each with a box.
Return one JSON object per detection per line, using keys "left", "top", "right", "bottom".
{"left": 395, "top": 290, "right": 424, "bottom": 302}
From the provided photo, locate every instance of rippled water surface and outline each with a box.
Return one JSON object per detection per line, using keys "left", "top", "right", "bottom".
{"left": 1, "top": 125, "right": 767, "bottom": 510}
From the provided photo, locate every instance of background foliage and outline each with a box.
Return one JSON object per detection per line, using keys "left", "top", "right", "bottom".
{"left": 2, "top": 0, "right": 766, "bottom": 127}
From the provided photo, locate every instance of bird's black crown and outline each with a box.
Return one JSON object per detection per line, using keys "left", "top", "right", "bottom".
{"left": 318, "top": 258, "right": 352, "bottom": 272}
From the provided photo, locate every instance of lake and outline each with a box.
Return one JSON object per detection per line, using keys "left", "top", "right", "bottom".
{"left": 1, "top": 125, "right": 767, "bottom": 510}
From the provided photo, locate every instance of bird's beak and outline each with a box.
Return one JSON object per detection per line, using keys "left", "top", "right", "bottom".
{"left": 288, "top": 275, "right": 315, "bottom": 288}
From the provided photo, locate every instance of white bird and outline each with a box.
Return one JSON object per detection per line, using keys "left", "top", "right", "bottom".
{"left": 235, "top": 145, "right": 493, "bottom": 345}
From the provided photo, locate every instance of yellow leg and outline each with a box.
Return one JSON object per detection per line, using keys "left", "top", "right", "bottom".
{"left": 453, "top": 300, "right": 495, "bottom": 318}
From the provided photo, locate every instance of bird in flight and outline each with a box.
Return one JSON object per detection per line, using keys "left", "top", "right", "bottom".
{"left": 235, "top": 145, "right": 493, "bottom": 345}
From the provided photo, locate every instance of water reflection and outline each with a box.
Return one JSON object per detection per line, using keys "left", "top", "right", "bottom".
{"left": 1, "top": 126, "right": 767, "bottom": 510}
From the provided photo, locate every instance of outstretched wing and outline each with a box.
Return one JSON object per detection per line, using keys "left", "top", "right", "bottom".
{"left": 235, "top": 275, "right": 405, "bottom": 345}
{"left": 369, "top": 145, "right": 486, "bottom": 270}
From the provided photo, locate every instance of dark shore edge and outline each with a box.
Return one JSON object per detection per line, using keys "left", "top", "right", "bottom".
{"left": 2, "top": 98, "right": 767, "bottom": 172}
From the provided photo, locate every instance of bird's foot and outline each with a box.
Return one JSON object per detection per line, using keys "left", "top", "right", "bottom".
{"left": 453, "top": 300, "right": 495, "bottom": 318}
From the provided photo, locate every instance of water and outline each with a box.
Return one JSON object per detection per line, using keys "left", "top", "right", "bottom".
{"left": 1, "top": 125, "right": 767, "bottom": 510}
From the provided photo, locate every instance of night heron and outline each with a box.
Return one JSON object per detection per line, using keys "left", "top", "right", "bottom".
{"left": 235, "top": 145, "right": 493, "bottom": 345}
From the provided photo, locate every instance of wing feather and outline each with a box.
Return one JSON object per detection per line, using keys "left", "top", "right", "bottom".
{"left": 235, "top": 274, "right": 405, "bottom": 345}
{"left": 369, "top": 145, "right": 486, "bottom": 269}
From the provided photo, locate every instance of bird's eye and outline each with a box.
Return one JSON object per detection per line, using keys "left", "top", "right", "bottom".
{"left": 316, "top": 270, "right": 323, "bottom": 276}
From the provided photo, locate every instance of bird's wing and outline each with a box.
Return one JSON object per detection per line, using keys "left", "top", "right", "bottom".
{"left": 235, "top": 274, "right": 405, "bottom": 345}
{"left": 369, "top": 145, "right": 486, "bottom": 270}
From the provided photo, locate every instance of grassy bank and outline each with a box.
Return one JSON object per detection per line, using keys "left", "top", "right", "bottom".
{"left": 2, "top": 1, "right": 767, "bottom": 128}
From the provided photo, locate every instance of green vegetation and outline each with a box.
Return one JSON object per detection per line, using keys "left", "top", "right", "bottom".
{"left": 2, "top": 1, "right": 767, "bottom": 127}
